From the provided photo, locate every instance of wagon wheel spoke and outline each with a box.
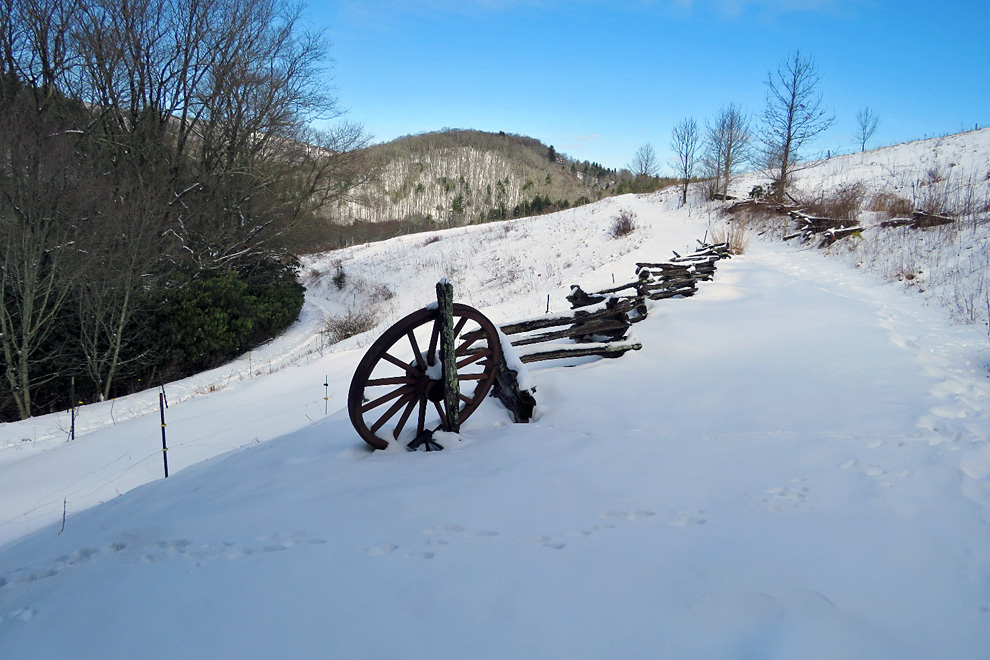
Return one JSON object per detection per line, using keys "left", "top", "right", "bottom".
{"left": 454, "top": 334, "right": 480, "bottom": 357}
{"left": 433, "top": 399, "right": 450, "bottom": 430}
{"left": 456, "top": 348, "right": 492, "bottom": 369}
{"left": 427, "top": 318, "right": 440, "bottom": 367}
{"left": 371, "top": 393, "right": 416, "bottom": 434}
{"left": 381, "top": 352, "right": 419, "bottom": 375}
{"left": 407, "top": 330, "right": 426, "bottom": 370}
{"left": 393, "top": 396, "right": 419, "bottom": 440}
{"left": 417, "top": 397, "right": 428, "bottom": 435}
{"left": 452, "top": 315, "right": 469, "bottom": 339}
{"left": 362, "top": 384, "right": 414, "bottom": 414}
{"left": 458, "top": 373, "right": 486, "bottom": 382}
{"left": 365, "top": 376, "right": 414, "bottom": 387}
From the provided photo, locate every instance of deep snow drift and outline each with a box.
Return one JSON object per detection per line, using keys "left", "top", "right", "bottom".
{"left": 2, "top": 132, "right": 990, "bottom": 659}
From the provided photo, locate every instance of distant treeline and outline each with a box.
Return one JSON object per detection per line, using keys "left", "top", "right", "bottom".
{"left": 307, "top": 129, "right": 676, "bottom": 249}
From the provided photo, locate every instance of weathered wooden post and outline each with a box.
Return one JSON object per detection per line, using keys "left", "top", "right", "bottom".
{"left": 436, "top": 279, "right": 460, "bottom": 433}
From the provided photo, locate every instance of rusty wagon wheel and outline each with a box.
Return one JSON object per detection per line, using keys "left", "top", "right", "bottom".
{"left": 348, "top": 303, "right": 502, "bottom": 450}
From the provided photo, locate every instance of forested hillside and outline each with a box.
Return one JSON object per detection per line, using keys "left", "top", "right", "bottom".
{"left": 318, "top": 129, "right": 669, "bottom": 242}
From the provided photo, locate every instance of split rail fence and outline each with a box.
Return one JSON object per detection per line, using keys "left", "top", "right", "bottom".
{"left": 491, "top": 240, "right": 732, "bottom": 422}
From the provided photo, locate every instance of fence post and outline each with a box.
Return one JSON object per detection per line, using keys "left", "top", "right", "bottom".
{"left": 159, "top": 392, "right": 169, "bottom": 479}
{"left": 436, "top": 279, "right": 460, "bottom": 433}
{"left": 69, "top": 376, "right": 76, "bottom": 441}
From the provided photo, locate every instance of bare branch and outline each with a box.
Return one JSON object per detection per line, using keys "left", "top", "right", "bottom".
{"left": 670, "top": 117, "right": 700, "bottom": 206}
{"left": 761, "top": 50, "right": 835, "bottom": 200}
{"left": 629, "top": 143, "right": 660, "bottom": 178}
{"left": 855, "top": 107, "right": 880, "bottom": 152}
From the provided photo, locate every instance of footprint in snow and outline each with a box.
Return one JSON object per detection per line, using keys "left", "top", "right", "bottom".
{"left": 602, "top": 510, "right": 656, "bottom": 521}
{"left": 668, "top": 509, "right": 707, "bottom": 526}
{"left": 1, "top": 608, "right": 37, "bottom": 624}
{"left": 365, "top": 544, "right": 398, "bottom": 557}
{"left": 523, "top": 536, "right": 566, "bottom": 550}
{"left": 763, "top": 483, "right": 809, "bottom": 512}
{"left": 402, "top": 551, "right": 435, "bottom": 560}
{"left": 423, "top": 524, "right": 465, "bottom": 535}
{"left": 10, "top": 533, "right": 328, "bottom": 582}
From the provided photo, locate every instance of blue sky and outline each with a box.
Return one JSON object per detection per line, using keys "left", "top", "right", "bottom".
{"left": 310, "top": 0, "right": 989, "bottom": 171}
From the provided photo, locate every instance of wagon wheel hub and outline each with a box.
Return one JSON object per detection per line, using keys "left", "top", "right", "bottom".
{"left": 425, "top": 375, "right": 445, "bottom": 403}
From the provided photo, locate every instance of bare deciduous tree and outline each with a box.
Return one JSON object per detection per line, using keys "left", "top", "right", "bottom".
{"left": 855, "top": 107, "right": 880, "bottom": 152}
{"left": 703, "top": 104, "right": 751, "bottom": 200}
{"left": 629, "top": 143, "right": 660, "bottom": 178}
{"left": 670, "top": 117, "right": 700, "bottom": 205}
{"left": 1, "top": 0, "right": 367, "bottom": 418}
{"left": 72, "top": 182, "right": 168, "bottom": 401}
{"left": 71, "top": 0, "right": 352, "bottom": 268}
{"left": 761, "top": 50, "right": 835, "bottom": 200}
{"left": 0, "top": 105, "right": 88, "bottom": 419}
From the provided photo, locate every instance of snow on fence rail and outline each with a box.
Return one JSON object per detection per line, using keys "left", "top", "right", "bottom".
{"left": 784, "top": 210, "right": 864, "bottom": 248}
{"left": 491, "top": 240, "right": 731, "bottom": 422}
{"left": 879, "top": 210, "right": 955, "bottom": 230}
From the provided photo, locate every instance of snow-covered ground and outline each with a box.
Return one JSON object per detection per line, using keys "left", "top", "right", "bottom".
{"left": 2, "top": 133, "right": 990, "bottom": 658}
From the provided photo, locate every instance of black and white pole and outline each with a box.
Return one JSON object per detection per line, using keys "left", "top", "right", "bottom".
{"left": 159, "top": 392, "right": 169, "bottom": 479}
{"left": 324, "top": 376, "right": 329, "bottom": 415}
{"left": 69, "top": 376, "right": 76, "bottom": 442}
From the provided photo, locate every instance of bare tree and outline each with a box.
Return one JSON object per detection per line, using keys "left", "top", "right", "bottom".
{"left": 629, "top": 143, "right": 660, "bottom": 178}
{"left": 68, "top": 0, "right": 358, "bottom": 268}
{"left": 0, "top": 0, "right": 82, "bottom": 96}
{"left": 761, "top": 50, "right": 835, "bottom": 200}
{"left": 1, "top": 0, "right": 368, "bottom": 418}
{"left": 0, "top": 104, "right": 88, "bottom": 419}
{"left": 855, "top": 107, "right": 880, "bottom": 152}
{"left": 670, "top": 117, "right": 700, "bottom": 205}
{"left": 703, "top": 104, "right": 751, "bottom": 200}
{"left": 71, "top": 182, "right": 168, "bottom": 401}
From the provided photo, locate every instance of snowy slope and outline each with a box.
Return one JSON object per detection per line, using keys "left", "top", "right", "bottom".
{"left": 2, "top": 134, "right": 990, "bottom": 658}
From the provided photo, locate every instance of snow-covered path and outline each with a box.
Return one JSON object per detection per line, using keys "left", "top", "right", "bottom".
{"left": 3, "top": 199, "right": 990, "bottom": 658}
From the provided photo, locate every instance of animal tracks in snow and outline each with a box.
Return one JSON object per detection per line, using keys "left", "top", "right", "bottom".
{"left": 0, "top": 607, "right": 37, "bottom": 626}
{"left": 362, "top": 526, "right": 503, "bottom": 560}
{"left": 763, "top": 478, "right": 810, "bottom": 513}
{"left": 0, "top": 532, "right": 327, "bottom": 594}
{"left": 667, "top": 509, "right": 707, "bottom": 526}
{"left": 0, "top": 533, "right": 321, "bottom": 630}
{"left": 837, "top": 437, "right": 917, "bottom": 490}
{"left": 364, "top": 509, "right": 668, "bottom": 559}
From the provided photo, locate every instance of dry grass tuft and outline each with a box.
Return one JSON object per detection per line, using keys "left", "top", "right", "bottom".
{"left": 799, "top": 183, "right": 866, "bottom": 224}
{"left": 709, "top": 219, "right": 751, "bottom": 255}
{"left": 867, "top": 191, "right": 914, "bottom": 219}
{"left": 320, "top": 308, "right": 380, "bottom": 345}
{"left": 608, "top": 209, "right": 637, "bottom": 238}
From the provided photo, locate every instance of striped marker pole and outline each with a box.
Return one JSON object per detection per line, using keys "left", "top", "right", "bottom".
{"left": 159, "top": 392, "right": 169, "bottom": 479}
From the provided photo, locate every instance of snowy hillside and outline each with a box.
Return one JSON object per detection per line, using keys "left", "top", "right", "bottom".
{"left": 2, "top": 132, "right": 990, "bottom": 658}
{"left": 734, "top": 127, "right": 990, "bottom": 327}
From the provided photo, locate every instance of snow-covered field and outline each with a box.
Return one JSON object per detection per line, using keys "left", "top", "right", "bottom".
{"left": 2, "top": 132, "right": 990, "bottom": 658}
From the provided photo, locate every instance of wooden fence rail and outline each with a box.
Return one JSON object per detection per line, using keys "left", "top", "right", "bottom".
{"left": 491, "top": 240, "right": 731, "bottom": 422}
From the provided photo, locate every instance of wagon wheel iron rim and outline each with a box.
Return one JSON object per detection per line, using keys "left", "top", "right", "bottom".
{"left": 347, "top": 303, "right": 502, "bottom": 450}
